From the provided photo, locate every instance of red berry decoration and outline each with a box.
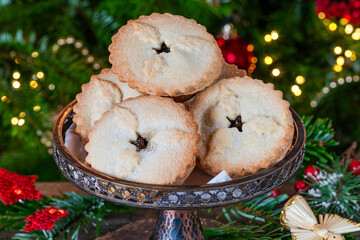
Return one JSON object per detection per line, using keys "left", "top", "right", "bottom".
{"left": 267, "top": 189, "right": 280, "bottom": 198}
{"left": 294, "top": 180, "right": 308, "bottom": 191}
{"left": 350, "top": 160, "right": 360, "bottom": 175}
{"left": 304, "top": 165, "right": 320, "bottom": 181}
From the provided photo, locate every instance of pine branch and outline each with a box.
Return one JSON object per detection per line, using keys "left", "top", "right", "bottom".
{"left": 10, "top": 193, "right": 133, "bottom": 240}
{"left": 205, "top": 222, "right": 289, "bottom": 240}
{"left": 209, "top": 193, "right": 290, "bottom": 239}
{"left": 0, "top": 198, "right": 53, "bottom": 231}
{"left": 305, "top": 157, "right": 360, "bottom": 221}
{"left": 219, "top": 193, "right": 288, "bottom": 223}
{"left": 0, "top": 192, "right": 133, "bottom": 240}
{"left": 302, "top": 115, "right": 338, "bottom": 167}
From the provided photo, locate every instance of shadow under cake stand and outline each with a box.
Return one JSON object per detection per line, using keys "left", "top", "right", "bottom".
{"left": 53, "top": 100, "right": 306, "bottom": 240}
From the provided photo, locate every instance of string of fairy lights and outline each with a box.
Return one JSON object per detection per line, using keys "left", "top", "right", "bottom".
{"left": 263, "top": 29, "right": 306, "bottom": 96}
{"left": 53, "top": 36, "right": 101, "bottom": 70}
{"left": 2, "top": 35, "right": 101, "bottom": 127}
{"left": 2, "top": 35, "right": 101, "bottom": 152}
{"left": 310, "top": 13, "right": 359, "bottom": 107}
{"left": 2, "top": 16, "right": 358, "bottom": 130}
{"left": 310, "top": 75, "right": 359, "bottom": 108}
{"left": 262, "top": 13, "right": 359, "bottom": 107}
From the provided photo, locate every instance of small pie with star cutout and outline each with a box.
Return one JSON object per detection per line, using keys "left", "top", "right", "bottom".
{"left": 73, "top": 68, "right": 142, "bottom": 144}
{"left": 85, "top": 96, "right": 200, "bottom": 185}
{"left": 68, "top": 12, "right": 294, "bottom": 185}
{"left": 189, "top": 76, "right": 294, "bottom": 178}
{"left": 109, "top": 13, "right": 223, "bottom": 97}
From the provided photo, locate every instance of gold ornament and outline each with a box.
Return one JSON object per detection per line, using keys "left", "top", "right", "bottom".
{"left": 281, "top": 195, "right": 360, "bottom": 240}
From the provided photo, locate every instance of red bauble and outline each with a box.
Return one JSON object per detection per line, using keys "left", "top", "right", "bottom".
{"left": 216, "top": 36, "right": 255, "bottom": 72}
{"left": 23, "top": 206, "right": 69, "bottom": 232}
{"left": 0, "top": 168, "right": 42, "bottom": 204}
{"left": 350, "top": 160, "right": 360, "bottom": 175}
{"left": 304, "top": 165, "right": 320, "bottom": 180}
{"left": 268, "top": 189, "right": 280, "bottom": 198}
{"left": 294, "top": 180, "right": 308, "bottom": 191}
{"left": 316, "top": 0, "right": 360, "bottom": 25}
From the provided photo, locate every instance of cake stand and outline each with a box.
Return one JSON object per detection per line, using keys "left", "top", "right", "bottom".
{"left": 53, "top": 100, "right": 306, "bottom": 240}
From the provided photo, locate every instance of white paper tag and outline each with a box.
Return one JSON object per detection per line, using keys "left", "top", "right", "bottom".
{"left": 207, "top": 170, "right": 232, "bottom": 184}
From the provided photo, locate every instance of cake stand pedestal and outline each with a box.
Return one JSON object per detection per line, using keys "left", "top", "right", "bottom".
{"left": 53, "top": 100, "right": 305, "bottom": 240}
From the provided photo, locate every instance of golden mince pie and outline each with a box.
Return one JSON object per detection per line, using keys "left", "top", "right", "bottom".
{"left": 85, "top": 96, "right": 200, "bottom": 185}
{"left": 109, "top": 13, "right": 223, "bottom": 97}
{"left": 73, "top": 69, "right": 141, "bottom": 144}
{"left": 189, "top": 76, "right": 294, "bottom": 178}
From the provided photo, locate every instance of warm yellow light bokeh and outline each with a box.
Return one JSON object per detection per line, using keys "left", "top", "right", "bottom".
{"left": 345, "top": 50, "right": 352, "bottom": 57}
{"left": 345, "top": 24, "right": 353, "bottom": 34}
{"left": 340, "top": 18, "right": 349, "bottom": 25}
{"left": 352, "top": 32, "right": 360, "bottom": 40}
{"left": 30, "top": 80, "right": 38, "bottom": 89}
{"left": 31, "top": 51, "right": 38, "bottom": 58}
{"left": 296, "top": 76, "right": 305, "bottom": 85}
{"left": 247, "top": 44, "right": 254, "bottom": 52}
{"left": 18, "top": 119, "right": 25, "bottom": 126}
{"left": 292, "top": 85, "right": 302, "bottom": 96}
{"left": 11, "top": 117, "right": 18, "bottom": 125}
{"left": 333, "top": 65, "right": 342, "bottom": 72}
{"left": 19, "top": 112, "right": 26, "bottom": 118}
{"left": 271, "top": 31, "right": 279, "bottom": 40}
{"left": 12, "top": 80, "right": 20, "bottom": 89}
{"left": 272, "top": 68, "right": 280, "bottom": 76}
{"left": 294, "top": 90, "right": 302, "bottom": 96}
{"left": 264, "top": 56, "right": 273, "bottom": 65}
{"left": 1, "top": 96, "right": 7, "bottom": 102}
{"left": 336, "top": 56, "right": 345, "bottom": 65}
{"left": 334, "top": 46, "right": 342, "bottom": 54}
{"left": 291, "top": 85, "right": 300, "bottom": 93}
{"left": 12, "top": 71, "right": 20, "bottom": 79}
{"left": 33, "top": 105, "right": 41, "bottom": 111}
{"left": 36, "top": 71, "right": 44, "bottom": 79}
{"left": 264, "top": 34, "right": 272, "bottom": 42}
{"left": 329, "top": 23, "right": 337, "bottom": 31}
{"left": 318, "top": 12, "right": 325, "bottom": 19}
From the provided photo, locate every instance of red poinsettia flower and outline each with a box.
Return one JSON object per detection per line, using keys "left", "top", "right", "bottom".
{"left": 0, "top": 168, "right": 42, "bottom": 204}
{"left": 23, "top": 206, "right": 69, "bottom": 231}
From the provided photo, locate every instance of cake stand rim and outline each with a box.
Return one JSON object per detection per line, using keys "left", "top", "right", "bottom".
{"left": 53, "top": 99, "right": 305, "bottom": 192}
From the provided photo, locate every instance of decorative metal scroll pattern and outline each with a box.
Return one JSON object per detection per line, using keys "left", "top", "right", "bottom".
{"left": 53, "top": 128, "right": 304, "bottom": 210}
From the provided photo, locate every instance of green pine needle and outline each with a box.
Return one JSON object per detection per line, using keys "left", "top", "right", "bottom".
{"left": 305, "top": 158, "right": 360, "bottom": 221}
{"left": 302, "top": 116, "right": 338, "bottom": 167}
{"left": 212, "top": 193, "right": 290, "bottom": 239}
{"left": 0, "top": 193, "right": 133, "bottom": 240}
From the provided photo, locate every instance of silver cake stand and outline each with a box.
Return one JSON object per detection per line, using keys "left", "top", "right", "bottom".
{"left": 53, "top": 100, "right": 306, "bottom": 240}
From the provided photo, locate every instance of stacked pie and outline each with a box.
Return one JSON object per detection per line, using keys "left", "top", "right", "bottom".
{"left": 72, "top": 13, "right": 293, "bottom": 184}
